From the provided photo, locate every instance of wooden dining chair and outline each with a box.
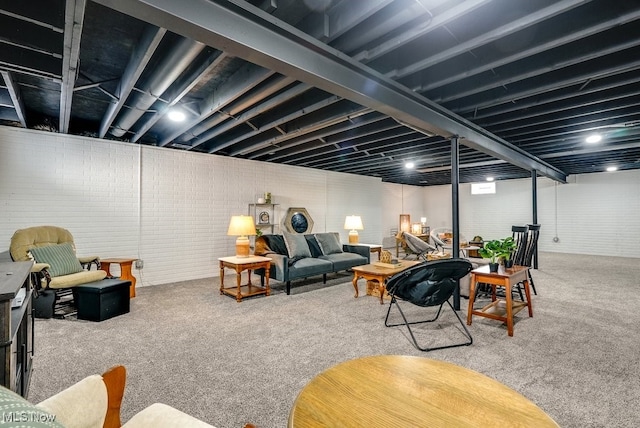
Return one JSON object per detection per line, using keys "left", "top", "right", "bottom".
{"left": 521, "top": 224, "right": 541, "bottom": 295}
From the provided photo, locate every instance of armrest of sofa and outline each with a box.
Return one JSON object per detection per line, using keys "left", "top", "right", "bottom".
{"left": 36, "top": 365, "right": 125, "bottom": 428}
{"left": 263, "top": 253, "right": 289, "bottom": 281}
{"left": 343, "top": 244, "right": 370, "bottom": 263}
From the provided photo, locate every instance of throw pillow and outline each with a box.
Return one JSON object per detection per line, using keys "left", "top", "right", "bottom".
{"left": 305, "top": 235, "right": 323, "bottom": 258}
{"left": 29, "top": 243, "right": 83, "bottom": 278}
{"left": 315, "top": 233, "right": 343, "bottom": 255}
{"left": 283, "top": 232, "right": 312, "bottom": 259}
{"left": 263, "top": 235, "right": 288, "bottom": 256}
{"left": 0, "top": 385, "right": 65, "bottom": 428}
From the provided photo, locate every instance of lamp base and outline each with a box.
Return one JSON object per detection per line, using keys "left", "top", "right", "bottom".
{"left": 348, "top": 230, "right": 359, "bottom": 244}
{"left": 236, "top": 236, "right": 250, "bottom": 258}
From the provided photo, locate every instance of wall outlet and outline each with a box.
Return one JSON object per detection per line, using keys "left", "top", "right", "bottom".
{"left": 135, "top": 260, "right": 144, "bottom": 269}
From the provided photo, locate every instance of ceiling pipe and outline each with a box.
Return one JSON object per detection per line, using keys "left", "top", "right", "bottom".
{"left": 94, "top": 0, "right": 566, "bottom": 183}
{"left": 110, "top": 36, "right": 205, "bottom": 137}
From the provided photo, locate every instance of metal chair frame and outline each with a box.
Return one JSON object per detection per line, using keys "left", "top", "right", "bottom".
{"left": 384, "top": 259, "right": 473, "bottom": 352}
{"left": 401, "top": 231, "right": 438, "bottom": 261}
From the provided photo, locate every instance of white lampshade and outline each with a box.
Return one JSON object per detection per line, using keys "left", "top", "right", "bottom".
{"left": 399, "top": 214, "right": 411, "bottom": 233}
{"left": 227, "top": 215, "right": 257, "bottom": 257}
{"left": 344, "top": 215, "right": 364, "bottom": 244}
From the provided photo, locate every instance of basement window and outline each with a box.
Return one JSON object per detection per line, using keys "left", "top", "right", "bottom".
{"left": 471, "top": 182, "right": 496, "bottom": 195}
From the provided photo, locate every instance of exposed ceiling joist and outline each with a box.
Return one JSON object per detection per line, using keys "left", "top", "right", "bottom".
{"left": 92, "top": 0, "right": 567, "bottom": 183}
{"left": 0, "top": 70, "right": 27, "bottom": 127}
{"left": 59, "top": 0, "right": 86, "bottom": 134}
{"left": 99, "top": 25, "right": 166, "bottom": 138}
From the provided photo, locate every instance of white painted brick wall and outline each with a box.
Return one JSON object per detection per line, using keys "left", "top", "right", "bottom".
{"left": 2, "top": 125, "right": 637, "bottom": 291}
{"left": 424, "top": 172, "right": 640, "bottom": 257}
{"left": 0, "top": 127, "right": 386, "bottom": 286}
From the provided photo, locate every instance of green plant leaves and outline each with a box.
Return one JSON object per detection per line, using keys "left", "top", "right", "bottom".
{"left": 478, "top": 237, "right": 516, "bottom": 262}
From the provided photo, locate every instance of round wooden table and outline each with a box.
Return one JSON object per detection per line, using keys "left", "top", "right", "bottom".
{"left": 288, "top": 355, "right": 559, "bottom": 427}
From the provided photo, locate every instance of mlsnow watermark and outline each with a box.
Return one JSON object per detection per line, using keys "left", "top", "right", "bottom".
{"left": 2, "top": 411, "right": 57, "bottom": 423}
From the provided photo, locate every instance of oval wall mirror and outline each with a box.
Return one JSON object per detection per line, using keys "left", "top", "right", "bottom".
{"left": 291, "top": 212, "right": 308, "bottom": 233}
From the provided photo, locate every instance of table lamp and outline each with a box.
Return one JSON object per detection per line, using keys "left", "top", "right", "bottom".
{"left": 344, "top": 215, "right": 364, "bottom": 244}
{"left": 411, "top": 222, "right": 422, "bottom": 234}
{"left": 420, "top": 217, "right": 429, "bottom": 234}
{"left": 399, "top": 214, "right": 411, "bottom": 233}
{"left": 227, "top": 215, "right": 256, "bottom": 257}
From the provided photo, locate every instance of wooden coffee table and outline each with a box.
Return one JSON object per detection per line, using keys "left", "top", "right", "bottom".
{"left": 351, "top": 261, "right": 421, "bottom": 304}
{"left": 288, "top": 355, "right": 559, "bottom": 428}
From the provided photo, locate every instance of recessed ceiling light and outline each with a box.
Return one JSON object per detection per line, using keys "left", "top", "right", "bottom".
{"left": 606, "top": 166, "right": 618, "bottom": 172}
{"left": 486, "top": 176, "right": 494, "bottom": 182}
{"left": 168, "top": 109, "right": 186, "bottom": 122}
{"left": 585, "top": 134, "right": 602, "bottom": 144}
{"left": 405, "top": 162, "right": 415, "bottom": 169}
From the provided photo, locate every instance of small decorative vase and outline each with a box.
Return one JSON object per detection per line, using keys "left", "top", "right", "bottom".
{"left": 265, "top": 192, "right": 272, "bottom": 204}
{"left": 504, "top": 259, "right": 514, "bottom": 269}
{"left": 380, "top": 250, "right": 392, "bottom": 264}
{"left": 257, "top": 197, "right": 265, "bottom": 204}
{"left": 489, "top": 262, "right": 499, "bottom": 273}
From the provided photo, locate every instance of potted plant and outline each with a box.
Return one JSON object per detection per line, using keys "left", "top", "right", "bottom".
{"left": 498, "top": 236, "right": 517, "bottom": 268}
{"left": 478, "top": 239, "right": 502, "bottom": 272}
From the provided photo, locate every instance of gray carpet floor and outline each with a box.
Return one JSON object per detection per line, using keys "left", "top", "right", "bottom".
{"left": 28, "top": 252, "right": 639, "bottom": 428}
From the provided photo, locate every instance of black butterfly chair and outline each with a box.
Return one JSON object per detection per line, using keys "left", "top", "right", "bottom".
{"left": 401, "top": 231, "right": 438, "bottom": 261}
{"left": 384, "top": 259, "right": 473, "bottom": 352}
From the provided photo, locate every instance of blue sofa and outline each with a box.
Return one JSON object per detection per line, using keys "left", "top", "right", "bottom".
{"left": 254, "top": 232, "right": 369, "bottom": 295}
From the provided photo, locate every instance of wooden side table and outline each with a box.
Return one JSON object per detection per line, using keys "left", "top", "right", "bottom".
{"left": 466, "top": 264, "right": 533, "bottom": 336}
{"left": 100, "top": 258, "right": 138, "bottom": 298}
{"left": 219, "top": 256, "right": 271, "bottom": 302}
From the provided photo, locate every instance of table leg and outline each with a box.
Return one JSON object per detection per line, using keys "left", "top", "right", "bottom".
{"left": 467, "top": 273, "right": 476, "bottom": 326}
{"left": 377, "top": 280, "right": 385, "bottom": 305}
{"left": 352, "top": 274, "right": 360, "bottom": 298}
{"left": 119, "top": 262, "right": 136, "bottom": 298}
{"left": 505, "top": 279, "right": 514, "bottom": 337}
{"left": 101, "top": 262, "right": 112, "bottom": 277}
{"left": 219, "top": 262, "right": 225, "bottom": 295}
{"left": 235, "top": 267, "right": 242, "bottom": 303}
{"left": 264, "top": 265, "right": 271, "bottom": 296}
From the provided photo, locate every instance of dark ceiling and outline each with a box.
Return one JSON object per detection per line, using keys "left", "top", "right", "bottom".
{"left": 1, "top": 0, "right": 639, "bottom": 186}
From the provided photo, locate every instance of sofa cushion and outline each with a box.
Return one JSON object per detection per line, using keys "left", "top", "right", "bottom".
{"left": 261, "top": 235, "right": 288, "bottom": 256}
{"left": 29, "top": 243, "right": 83, "bottom": 277}
{"left": 305, "top": 235, "right": 323, "bottom": 258}
{"left": 283, "top": 232, "right": 312, "bottom": 259}
{"left": 122, "top": 403, "right": 215, "bottom": 428}
{"left": 37, "top": 374, "right": 107, "bottom": 428}
{"left": 0, "top": 385, "right": 64, "bottom": 428}
{"left": 48, "top": 270, "right": 107, "bottom": 289}
{"left": 315, "top": 233, "right": 343, "bottom": 255}
{"left": 287, "top": 257, "right": 333, "bottom": 280}
{"left": 320, "top": 252, "right": 367, "bottom": 271}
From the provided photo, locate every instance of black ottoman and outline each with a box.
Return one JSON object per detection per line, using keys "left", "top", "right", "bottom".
{"left": 72, "top": 279, "right": 131, "bottom": 321}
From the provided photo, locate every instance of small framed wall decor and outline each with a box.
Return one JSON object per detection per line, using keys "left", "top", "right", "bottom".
{"left": 258, "top": 211, "right": 270, "bottom": 224}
